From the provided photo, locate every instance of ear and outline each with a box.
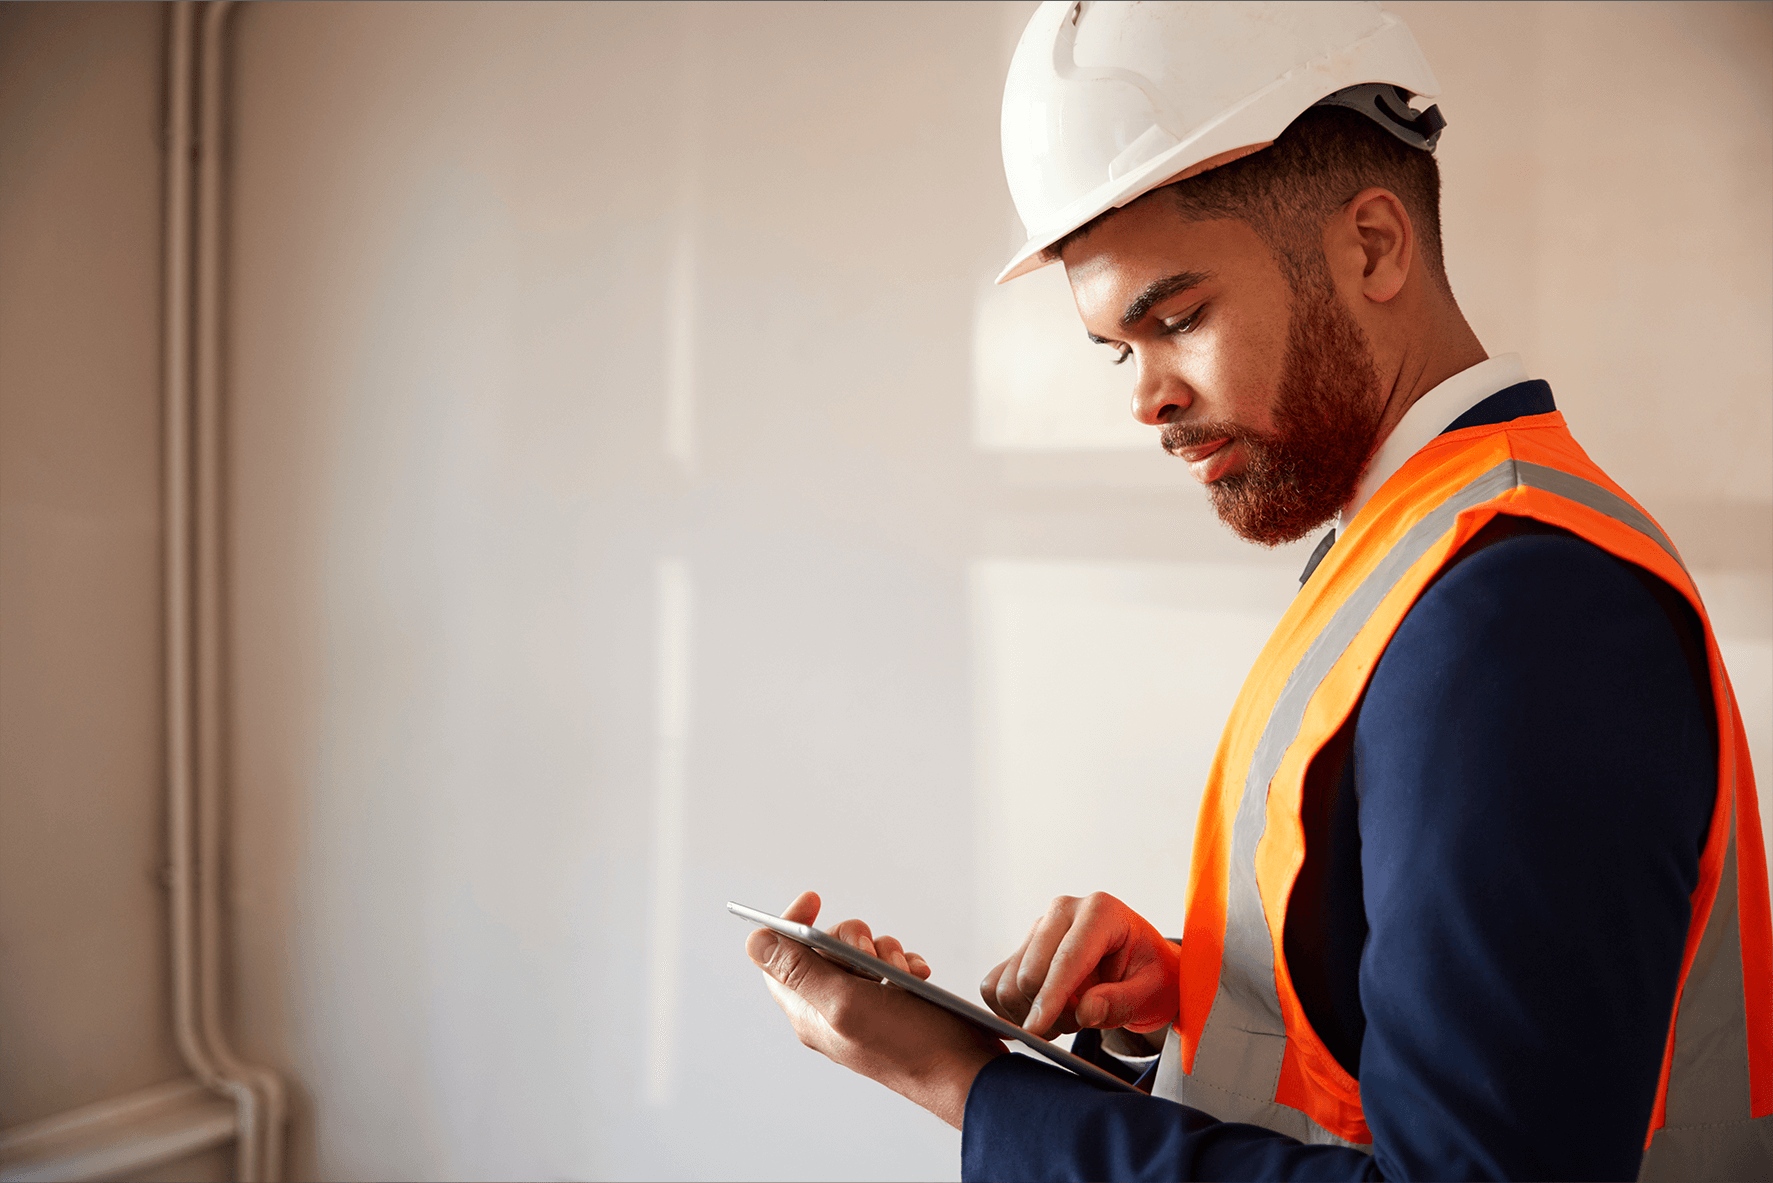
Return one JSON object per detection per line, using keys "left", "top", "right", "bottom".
{"left": 1328, "top": 187, "right": 1413, "bottom": 305}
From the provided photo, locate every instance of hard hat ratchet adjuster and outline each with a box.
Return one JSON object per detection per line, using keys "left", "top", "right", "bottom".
{"left": 1313, "top": 83, "right": 1448, "bottom": 153}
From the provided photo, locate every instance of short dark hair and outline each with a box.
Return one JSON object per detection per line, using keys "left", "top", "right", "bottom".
{"left": 1054, "top": 105, "right": 1447, "bottom": 293}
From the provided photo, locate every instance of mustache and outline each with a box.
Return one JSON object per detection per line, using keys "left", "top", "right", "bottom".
{"left": 1161, "top": 420, "right": 1259, "bottom": 457}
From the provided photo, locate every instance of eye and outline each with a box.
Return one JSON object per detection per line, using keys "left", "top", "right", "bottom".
{"left": 1110, "top": 344, "right": 1133, "bottom": 366}
{"left": 1161, "top": 306, "right": 1204, "bottom": 335}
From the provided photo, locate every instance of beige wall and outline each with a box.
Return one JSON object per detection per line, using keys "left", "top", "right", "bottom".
{"left": 1409, "top": 0, "right": 1773, "bottom": 552}
{"left": 0, "top": 0, "right": 184, "bottom": 1127}
{"left": 2, "top": 3, "right": 1768, "bottom": 1181}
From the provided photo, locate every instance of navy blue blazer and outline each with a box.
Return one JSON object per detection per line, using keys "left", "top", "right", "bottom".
{"left": 961, "top": 383, "right": 1717, "bottom": 1181}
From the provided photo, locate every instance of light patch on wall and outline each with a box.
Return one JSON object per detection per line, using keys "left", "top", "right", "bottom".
{"left": 970, "top": 559, "right": 1296, "bottom": 959}
{"left": 972, "top": 262, "right": 1156, "bottom": 451}
{"left": 643, "top": 558, "right": 693, "bottom": 1105}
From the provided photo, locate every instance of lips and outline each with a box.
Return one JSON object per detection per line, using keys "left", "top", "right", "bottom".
{"left": 1169, "top": 436, "right": 1237, "bottom": 483}
{"left": 1168, "top": 437, "right": 1228, "bottom": 464}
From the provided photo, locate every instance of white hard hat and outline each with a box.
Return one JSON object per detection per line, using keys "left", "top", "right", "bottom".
{"left": 997, "top": 1, "right": 1443, "bottom": 284}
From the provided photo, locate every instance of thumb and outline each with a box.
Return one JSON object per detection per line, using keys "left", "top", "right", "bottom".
{"left": 1073, "top": 981, "right": 1152, "bottom": 1031}
{"left": 749, "top": 927, "right": 843, "bottom": 1003}
{"left": 746, "top": 927, "right": 784, "bottom": 968}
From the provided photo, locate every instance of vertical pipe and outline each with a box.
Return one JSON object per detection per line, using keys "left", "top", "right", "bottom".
{"left": 164, "top": 0, "right": 202, "bottom": 1099}
{"left": 167, "top": 7, "right": 261, "bottom": 1179}
{"left": 189, "top": 7, "right": 262, "bottom": 1180}
{"left": 167, "top": 2, "right": 286, "bottom": 1178}
{"left": 196, "top": 2, "right": 287, "bottom": 1178}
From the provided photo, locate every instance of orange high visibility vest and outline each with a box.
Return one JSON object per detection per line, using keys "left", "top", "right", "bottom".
{"left": 1152, "top": 410, "right": 1773, "bottom": 1177}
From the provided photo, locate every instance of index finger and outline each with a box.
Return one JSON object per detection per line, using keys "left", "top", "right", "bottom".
{"left": 781, "top": 890, "right": 822, "bottom": 925}
{"left": 1025, "top": 917, "right": 1114, "bottom": 1036}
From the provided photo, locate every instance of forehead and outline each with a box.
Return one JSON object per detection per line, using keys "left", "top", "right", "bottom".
{"left": 1061, "top": 199, "right": 1276, "bottom": 322}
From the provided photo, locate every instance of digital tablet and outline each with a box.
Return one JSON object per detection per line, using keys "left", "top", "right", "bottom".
{"left": 728, "top": 900, "right": 1142, "bottom": 1093}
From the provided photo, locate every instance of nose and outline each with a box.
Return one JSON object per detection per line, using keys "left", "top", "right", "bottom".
{"left": 1130, "top": 355, "right": 1191, "bottom": 426}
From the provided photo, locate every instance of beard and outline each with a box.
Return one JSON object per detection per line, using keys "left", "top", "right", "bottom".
{"left": 1161, "top": 280, "right": 1384, "bottom": 547}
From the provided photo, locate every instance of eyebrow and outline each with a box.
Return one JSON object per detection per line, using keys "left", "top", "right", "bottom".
{"left": 1085, "top": 269, "right": 1216, "bottom": 344}
{"left": 1121, "top": 269, "right": 1214, "bottom": 328}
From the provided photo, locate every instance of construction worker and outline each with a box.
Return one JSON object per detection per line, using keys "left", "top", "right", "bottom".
{"left": 744, "top": 3, "right": 1773, "bottom": 1178}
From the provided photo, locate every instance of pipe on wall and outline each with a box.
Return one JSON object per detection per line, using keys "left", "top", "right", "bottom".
{"left": 163, "top": 3, "right": 286, "bottom": 1179}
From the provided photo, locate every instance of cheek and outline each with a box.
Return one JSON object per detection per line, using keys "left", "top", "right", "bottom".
{"left": 1173, "top": 315, "right": 1286, "bottom": 428}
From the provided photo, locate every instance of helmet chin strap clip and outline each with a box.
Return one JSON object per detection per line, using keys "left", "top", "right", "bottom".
{"left": 1313, "top": 83, "right": 1447, "bottom": 153}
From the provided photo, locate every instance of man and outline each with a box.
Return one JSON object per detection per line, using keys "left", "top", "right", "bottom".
{"left": 744, "top": 3, "right": 1773, "bottom": 1178}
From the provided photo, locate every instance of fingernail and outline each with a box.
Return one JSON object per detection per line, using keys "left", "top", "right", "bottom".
{"left": 1025, "top": 1004, "right": 1042, "bottom": 1032}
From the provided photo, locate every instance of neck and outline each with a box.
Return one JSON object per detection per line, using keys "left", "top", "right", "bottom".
{"left": 1370, "top": 297, "right": 1487, "bottom": 454}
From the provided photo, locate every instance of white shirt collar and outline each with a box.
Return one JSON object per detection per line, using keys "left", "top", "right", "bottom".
{"left": 1339, "top": 353, "right": 1530, "bottom": 528}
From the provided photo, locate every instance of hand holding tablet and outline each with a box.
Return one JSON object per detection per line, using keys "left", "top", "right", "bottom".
{"left": 731, "top": 899, "right": 1141, "bottom": 1094}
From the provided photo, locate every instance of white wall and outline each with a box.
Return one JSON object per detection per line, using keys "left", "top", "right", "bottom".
{"left": 219, "top": 4, "right": 1769, "bottom": 1180}
{"left": 1, "top": 3, "right": 1766, "bottom": 1182}
{"left": 224, "top": 5, "right": 1007, "bottom": 1178}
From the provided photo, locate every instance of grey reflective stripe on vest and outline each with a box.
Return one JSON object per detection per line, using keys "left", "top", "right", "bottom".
{"left": 1163, "top": 457, "right": 1725, "bottom": 1148}
{"left": 1638, "top": 821, "right": 1773, "bottom": 1181}
{"left": 1640, "top": 684, "right": 1773, "bottom": 1180}
{"left": 1513, "top": 461, "right": 1687, "bottom": 574}
{"left": 1155, "top": 1026, "right": 1369, "bottom": 1151}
